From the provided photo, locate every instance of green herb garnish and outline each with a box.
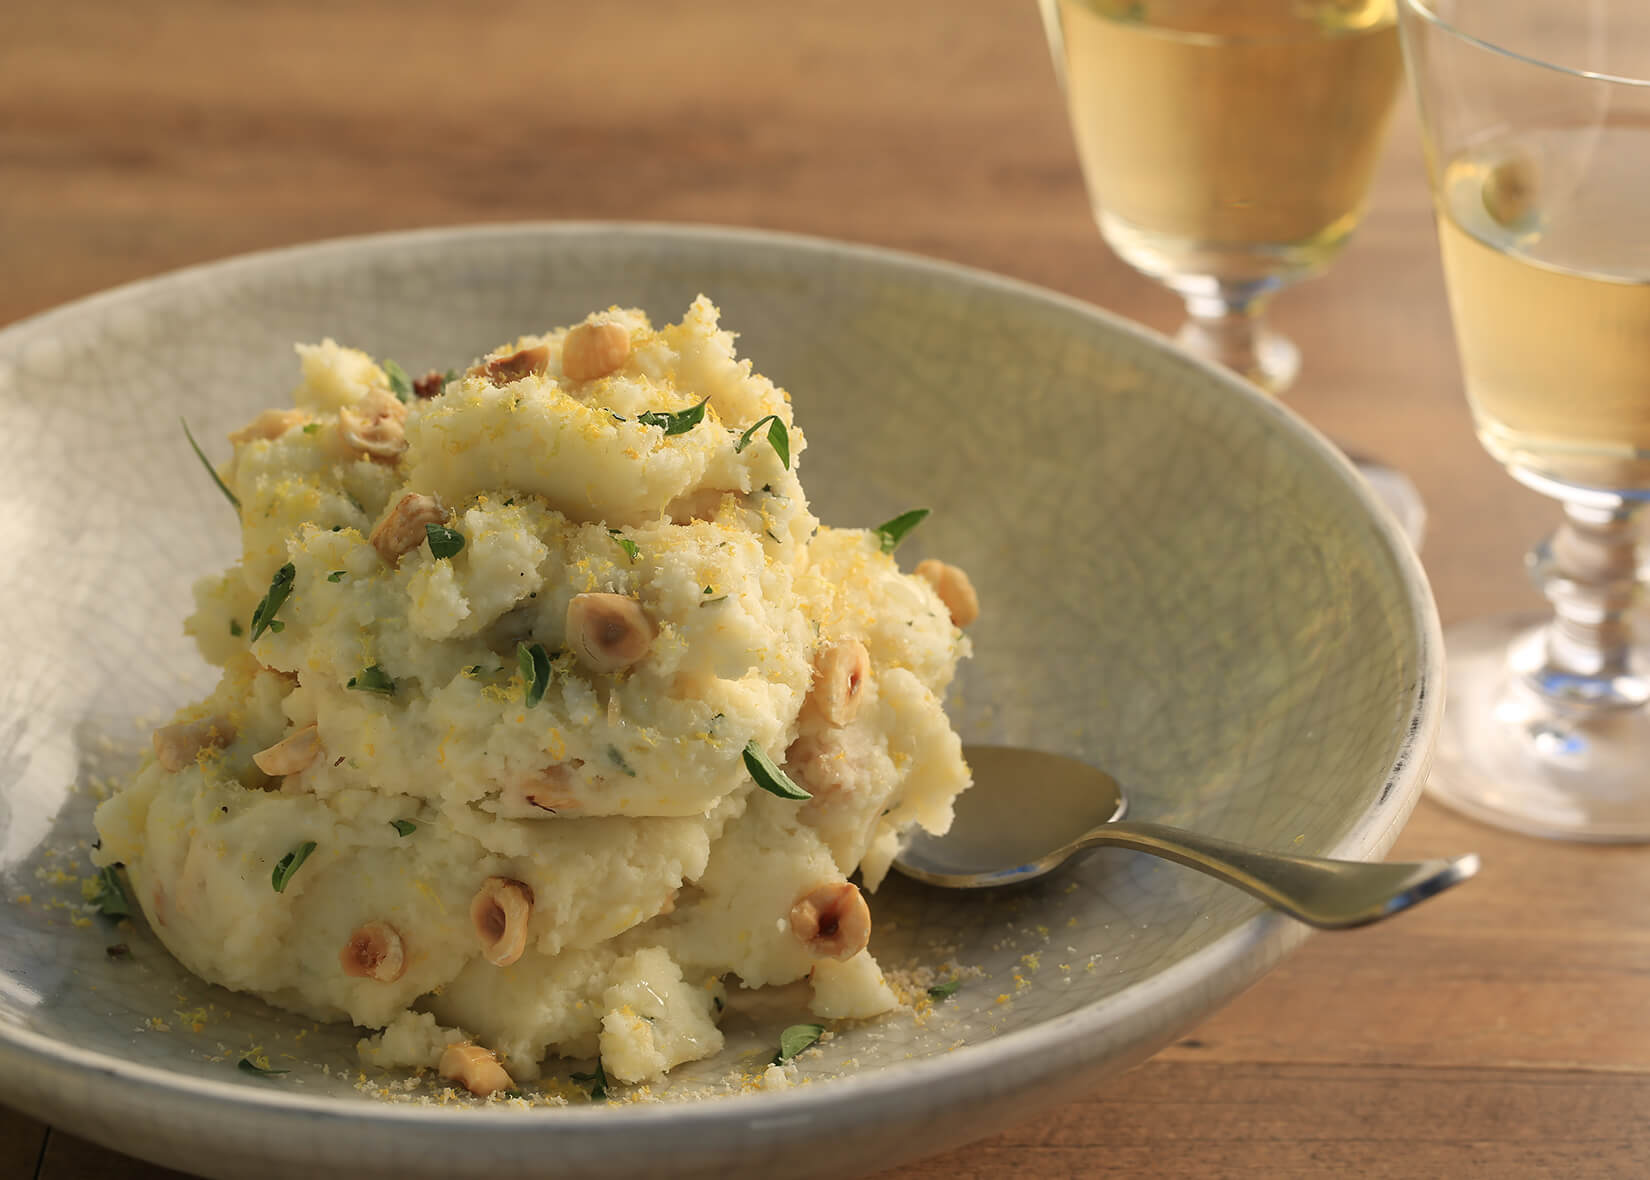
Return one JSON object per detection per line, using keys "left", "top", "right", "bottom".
{"left": 91, "top": 865, "right": 131, "bottom": 918}
{"left": 270, "top": 841, "right": 317, "bottom": 893}
{"left": 249, "top": 563, "right": 296, "bottom": 640}
{"left": 425, "top": 523, "right": 465, "bottom": 560}
{"left": 700, "top": 596, "right": 728, "bottom": 607}
{"left": 734, "top": 414, "right": 791, "bottom": 469}
{"left": 742, "top": 741, "right": 810, "bottom": 801}
{"left": 927, "top": 979, "right": 962, "bottom": 1001}
{"left": 383, "top": 359, "right": 413, "bottom": 400}
{"left": 873, "top": 508, "right": 930, "bottom": 554}
{"left": 389, "top": 820, "right": 417, "bottom": 837}
{"left": 608, "top": 530, "right": 639, "bottom": 562}
{"left": 570, "top": 1062, "right": 608, "bottom": 1101}
{"left": 327, "top": 570, "right": 346, "bottom": 583}
{"left": 346, "top": 665, "right": 395, "bottom": 696}
{"left": 518, "top": 642, "right": 551, "bottom": 708}
{"left": 773, "top": 1023, "right": 825, "bottom": 1065}
{"left": 637, "top": 397, "right": 710, "bottom": 436}
{"left": 607, "top": 746, "right": 637, "bottom": 777}
{"left": 238, "top": 1057, "right": 289, "bottom": 1077}
{"left": 229, "top": 619, "right": 243, "bottom": 637}
{"left": 302, "top": 422, "right": 321, "bottom": 435}
{"left": 181, "top": 417, "right": 241, "bottom": 512}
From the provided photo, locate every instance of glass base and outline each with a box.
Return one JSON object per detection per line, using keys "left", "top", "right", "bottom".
{"left": 1174, "top": 316, "right": 1300, "bottom": 394}
{"left": 1169, "top": 314, "right": 1427, "bottom": 550}
{"left": 1347, "top": 454, "right": 1427, "bottom": 550}
{"left": 1428, "top": 613, "right": 1650, "bottom": 842}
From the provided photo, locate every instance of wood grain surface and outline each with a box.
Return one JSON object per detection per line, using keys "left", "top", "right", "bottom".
{"left": 5, "top": 2, "right": 1648, "bottom": 1177}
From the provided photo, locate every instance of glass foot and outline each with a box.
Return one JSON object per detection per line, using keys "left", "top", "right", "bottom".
{"left": 1428, "top": 613, "right": 1650, "bottom": 842}
{"left": 1174, "top": 314, "right": 1300, "bottom": 395}
{"left": 1347, "top": 454, "right": 1427, "bottom": 550}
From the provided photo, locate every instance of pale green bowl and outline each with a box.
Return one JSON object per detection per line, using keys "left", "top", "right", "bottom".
{"left": 0, "top": 224, "right": 1441, "bottom": 1180}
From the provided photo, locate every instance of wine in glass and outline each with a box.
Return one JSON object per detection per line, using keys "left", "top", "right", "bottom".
{"left": 1040, "top": 0, "right": 1426, "bottom": 543}
{"left": 1399, "top": 0, "right": 1650, "bottom": 838}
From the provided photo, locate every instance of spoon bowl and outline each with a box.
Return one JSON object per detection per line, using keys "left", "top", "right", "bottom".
{"left": 894, "top": 746, "right": 1479, "bottom": 929}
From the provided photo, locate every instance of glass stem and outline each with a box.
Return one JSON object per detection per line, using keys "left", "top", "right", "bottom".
{"left": 1522, "top": 500, "right": 1649, "bottom": 711}
{"left": 1174, "top": 289, "right": 1300, "bottom": 396}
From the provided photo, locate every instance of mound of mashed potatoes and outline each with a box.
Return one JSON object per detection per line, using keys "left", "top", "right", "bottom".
{"left": 93, "top": 298, "right": 979, "bottom": 1094}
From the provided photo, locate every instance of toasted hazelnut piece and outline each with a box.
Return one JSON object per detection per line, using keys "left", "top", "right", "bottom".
{"left": 788, "top": 732, "right": 852, "bottom": 816}
{"left": 789, "top": 881, "right": 871, "bottom": 961}
{"left": 498, "top": 762, "right": 583, "bottom": 817}
{"left": 561, "top": 321, "right": 631, "bottom": 382}
{"left": 1483, "top": 151, "right": 1539, "bottom": 228}
{"left": 369, "top": 492, "right": 446, "bottom": 565}
{"left": 339, "top": 388, "right": 409, "bottom": 460}
{"left": 339, "top": 920, "right": 406, "bottom": 982}
{"left": 229, "top": 409, "right": 307, "bottom": 445}
{"left": 471, "top": 877, "right": 534, "bottom": 967}
{"left": 152, "top": 716, "right": 236, "bottom": 772}
{"left": 566, "top": 593, "right": 655, "bottom": 673}
{"left": 439, "top": 1042, "right": 514, "bottom": 1097}
{"left": 914, "top": 560, "right": 979, "bottom": 628}
{"left": 412, "top": 369, "right": 447, "bottom": 399}
{"left": 804, "top": 640, "right": 872, "bottom": 728}
{"left": 473, "top": 345, "right": 550, "bottom": 386}
{"left": 251, "top": 724, "right": 322, "bottom": 777}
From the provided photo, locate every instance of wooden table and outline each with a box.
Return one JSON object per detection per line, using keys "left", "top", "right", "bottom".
{"left": 5, "top": 2, "right": 1647, "bottom": 1176}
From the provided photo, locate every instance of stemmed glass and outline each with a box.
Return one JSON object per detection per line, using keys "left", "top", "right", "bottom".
{"left": 1398, "top": 0, "right": 1650, "bottom": 839}
{"left": 1039, "top": 0, "right": 1427, "bottom": 545}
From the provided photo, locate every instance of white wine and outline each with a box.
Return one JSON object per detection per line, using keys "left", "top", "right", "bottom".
{"left": 1436, "top": 126, "right": 1650, "bottom": 493}
{"left": 1048, "top": 0, "right": 1402, "bottom": 288}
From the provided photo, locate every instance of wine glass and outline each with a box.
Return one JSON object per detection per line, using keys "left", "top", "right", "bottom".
{"left": 1039, "top": 0, "right": 1427, "bottom": 545}
{"left": 1398, "top": 0, "right": 1650, "bottom": 839}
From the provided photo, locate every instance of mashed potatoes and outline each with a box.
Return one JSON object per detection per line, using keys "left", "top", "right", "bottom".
{"left": 93, "top": 298, "right": 977, "bottom": 1094}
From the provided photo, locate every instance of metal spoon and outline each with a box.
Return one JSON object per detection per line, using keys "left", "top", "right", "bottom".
{"left": 892, "top": 746, "right": 1479, "bottom": 929}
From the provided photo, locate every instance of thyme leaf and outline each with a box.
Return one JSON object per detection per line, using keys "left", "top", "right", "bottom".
{"left": 425, "top": 524, "right": 465, "bottom": 560}
{"left": 346, "top": 665, "right": 395, "bottom": 696}
{"left": 773, "top": 1023, "right": 825, "bottom": 1064}
{"left": 249, "top": 563, "right": 296, "bottom": 640}
{"left": 382, "top": 359, "right": 413, "bottom": 401}
{"left": 743, "top": 741, "right": 810, "bottom": 801}
{"left": 570, "top": 1062, "right": 608, "bottom": 1101}
{"left": 271, "top": 841, "right": 317, "bottom": 893}
{"left": 873, "top": 508, "right": 930, "bottom": 554}
{"left": 518, "top": 642, "right": 551, "bottom": 708}
{"left": 637, "top": 397, "right": 710, "bottom": 436}
{"left": 734, "top": 414, "right": 791, "bottom": 469}
{"left": 91, "top": 865, "right": 131, "bottom": 918}
{"left": 181, "top": 417, "right": 241, "bottom": 512}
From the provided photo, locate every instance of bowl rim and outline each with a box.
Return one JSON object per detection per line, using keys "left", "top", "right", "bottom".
{"left": 0, "top": 220, "right": 1444, "bottom": 1157}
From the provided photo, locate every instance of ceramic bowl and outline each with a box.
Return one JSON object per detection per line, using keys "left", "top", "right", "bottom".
{"left": 0, "top": 224, "right": 1441, "bottom": 1179}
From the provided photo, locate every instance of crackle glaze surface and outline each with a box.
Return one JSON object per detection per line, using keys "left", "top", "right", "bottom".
{"left": 0, "top": 224, "right": 1440, "bottom": 1180}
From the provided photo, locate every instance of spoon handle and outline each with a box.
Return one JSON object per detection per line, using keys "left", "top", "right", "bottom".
{"left": 1073, "top": 822, "right": 1479, "bottom": 929}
